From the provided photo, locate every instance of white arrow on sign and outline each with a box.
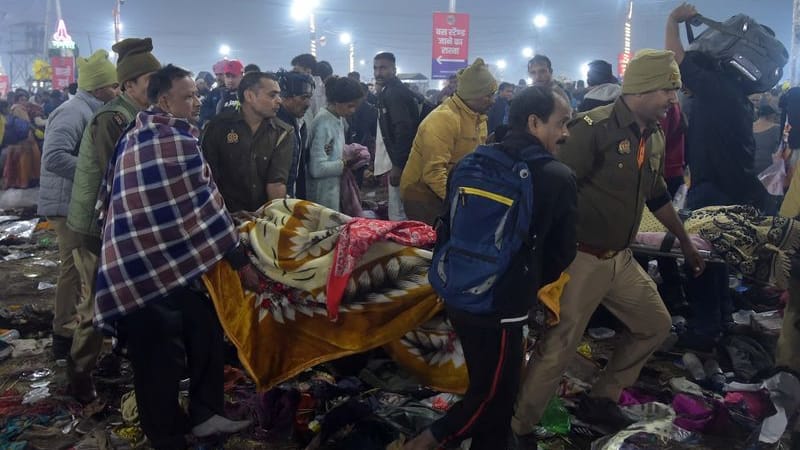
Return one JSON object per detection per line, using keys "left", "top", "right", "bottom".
{"left": 436, "top": 55, "right": 466, "bottom": 64}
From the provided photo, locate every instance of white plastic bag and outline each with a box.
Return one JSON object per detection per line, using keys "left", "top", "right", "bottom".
{"left": 672, "top": 184, "right": 688, "bottom": 210}
{"left": 758, "top": 157, "right": 786, "bottom": 196}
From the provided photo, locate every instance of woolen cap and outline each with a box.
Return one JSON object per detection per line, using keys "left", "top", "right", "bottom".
{"left": 587, "top": 60, "right": 617, "bottom": 86}
{"left": 77, "top": 50, "right": 117, "bottom": 91}
{"left": 223, "top": 59, "right": 244, "bottom": 75}
{"left": 212, "top": 60, "right": 227, "bottom": 75}
{"left": 456, "top": 58, "right": 498, "bottom": 101}
{"left": 112, "top": 37, "right": 161, "bottom": 84}
{"left": 278, "top": 71, "right": 315, "bottom": 97}
{"left": 622, "top": 49, "right": 682, "bottom": 95}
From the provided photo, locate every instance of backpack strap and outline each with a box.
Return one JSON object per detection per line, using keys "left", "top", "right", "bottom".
{"left": 474, "top": 143, "right": 517, "bottom": 168}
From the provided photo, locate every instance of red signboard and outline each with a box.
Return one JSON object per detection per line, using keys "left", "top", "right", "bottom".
{"left": 431, "top": 12, "right": 470, "bottom": 79}
{"left": 0, "top": 75, "right": 9, "bottom": 99}
{"left": 51, "top": 57, "right": 75, "bottom": 90}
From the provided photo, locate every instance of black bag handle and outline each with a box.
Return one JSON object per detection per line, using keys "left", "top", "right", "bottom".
{"left": 685, "top": 13, "right": 746, "bottom": 44}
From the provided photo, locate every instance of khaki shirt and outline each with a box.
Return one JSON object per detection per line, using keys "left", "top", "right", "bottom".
{"left": 559, "top": 97, "right": 670, "bottom": 251}
{"left": 66, "top": 93, "right": 139, "bottom": 239}
{"left": 201, "top": 109, "right": 294, "bottom": 213}
{"left": 92, "top": 103, "right": 135, "bottom": 173}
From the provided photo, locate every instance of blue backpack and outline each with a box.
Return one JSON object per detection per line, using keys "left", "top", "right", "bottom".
{"left": 429, "top": 144, "right": 552, "bottom": 315}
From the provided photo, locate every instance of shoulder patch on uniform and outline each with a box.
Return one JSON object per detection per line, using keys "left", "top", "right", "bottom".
{"left": 276, "top": 130, "right": 290, "bottom": 147}
{"left": 274, "top": 117, "right": 293, "bottom": 132}
{"left": 112, "top": 112, "right": 125, "bottom": 127}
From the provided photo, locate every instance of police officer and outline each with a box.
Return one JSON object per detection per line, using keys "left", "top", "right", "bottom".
{"left": 201, "top": 71, "right": 294, "bottom": 213}
{"left": 65, "top": 37, "right": 161, "bottom": 404}
{"left": 511, "top": 50, "right": 706, "bottom": 447}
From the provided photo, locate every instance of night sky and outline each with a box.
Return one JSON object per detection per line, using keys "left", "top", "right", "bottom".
{"left": 0, "top": 0, "right": 794, "bottom": 85}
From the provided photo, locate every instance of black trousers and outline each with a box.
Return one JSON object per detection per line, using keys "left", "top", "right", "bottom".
{"left": 430, "top": 315, "right": 523, "bottom": 449}
{"left": 118, "top": 286, "right": 225, "bottom": 450}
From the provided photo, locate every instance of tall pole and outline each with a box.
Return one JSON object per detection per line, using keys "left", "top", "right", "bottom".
{"left": 348, "top": 42, "right": 355, "bottom": 73}
{"left": 44, "top": 0, "right": 52, "bottom": 56}
{"left": 113, "top": 0, "right": 122, "bottom": 43}
{"left": 792, "top": 0, "right": 800, "bottom": 85}
{"left": 309, "top": 13, "right": 317, "bottom": 57}
{"left": 620, "top": 0, "right": 633, "bottom": 77}
{"left": 449, "top": 0, "right": 455, "bottom": 13}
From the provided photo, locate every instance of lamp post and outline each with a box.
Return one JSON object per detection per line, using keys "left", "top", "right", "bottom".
{"left": 580, "top": 62, "right": 590, "bottom": 82}
{"left": 292, "top": 0, "right": 319, "bottom": 57}
{"left": 522, "top": 47, "right": 534, "bottom": 59}
{"left": 113, "top": 0, "right": 123, "bottom": 43}
{"left": 340, "top": 32, "right": 355, "bottom": 73}
{"left": 620, "top": 0, "right": 634, "bottom": 77}
{"left": 530, "top": 14, "right": 547, "bottom": 65}
{"left": 496, "top": 59, "right": 507, "bottom": 74}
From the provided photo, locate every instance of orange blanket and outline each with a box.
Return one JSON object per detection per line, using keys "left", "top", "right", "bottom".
{"left": 202, "top": 200, "right": 468, "bottom": 392}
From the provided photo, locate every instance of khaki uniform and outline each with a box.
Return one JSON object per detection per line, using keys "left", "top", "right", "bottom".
{"left": 512, "top": 98, "right": 673, "bottom": 435}
{"left": 66, "top": 94, "right": 140, "bottom": 377}
{"left": 201, "top": 110, "right": 294, "bottom": 213}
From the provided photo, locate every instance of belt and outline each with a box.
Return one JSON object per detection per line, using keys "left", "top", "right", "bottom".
{"left": 577, "top": 242, "right": 620, "bottom": 260}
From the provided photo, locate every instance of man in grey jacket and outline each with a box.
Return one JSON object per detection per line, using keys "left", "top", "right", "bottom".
{"left": 37, "top": 50, "right": 119, "bottom": 361}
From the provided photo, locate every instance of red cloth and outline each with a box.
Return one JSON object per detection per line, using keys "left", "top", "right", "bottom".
{"left": 724, "top": 391, "right": 773, "bottom": 421}
{"left": 326, "top": 218, "right": 437, "bottom": 320}
{"left": 660, "top": 103, "right": 686, "bottom": 179}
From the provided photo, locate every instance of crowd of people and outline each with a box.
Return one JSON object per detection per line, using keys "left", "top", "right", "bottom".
{"left": 1, "top": 2, "right": 800, "bottom": 449}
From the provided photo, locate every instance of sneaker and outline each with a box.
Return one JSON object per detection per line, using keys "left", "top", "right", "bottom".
{"left": 575, "top": 395, "right": 634, "bottom": 432}
{"left": 52, "top": 334, "right": 73, "bottom": 360}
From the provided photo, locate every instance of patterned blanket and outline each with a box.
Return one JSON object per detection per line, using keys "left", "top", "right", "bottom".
{"left": 685, "top": 206, "right": 800, "bottom": 289}
{"left": 638, "top": 206, "right": 800, "bottom": 288}
{"left": 203, "top": 199, "right": 469, "bottom": 393}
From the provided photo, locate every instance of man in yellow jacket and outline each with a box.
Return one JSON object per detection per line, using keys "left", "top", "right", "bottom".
{"left": 400, "top": 58, "right": 497, "bottom": 225}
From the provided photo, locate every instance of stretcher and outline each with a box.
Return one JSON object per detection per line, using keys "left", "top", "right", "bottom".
{"left": 631, "top": 232, "right": 726, "bottom": 264}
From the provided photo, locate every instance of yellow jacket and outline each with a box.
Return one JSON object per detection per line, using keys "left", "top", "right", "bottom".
{"left": 400, "top": 95, "right": 488, "bottom": 200}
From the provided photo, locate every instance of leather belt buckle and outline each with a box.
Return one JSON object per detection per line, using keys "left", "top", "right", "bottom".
{"left": 578, "top": 243, "right": 619, "bottom": 260}
{"left": 598, "top": 250, "right": 618, "bottom": 260}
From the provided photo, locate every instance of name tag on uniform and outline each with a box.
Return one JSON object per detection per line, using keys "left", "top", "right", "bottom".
{"left": 227, "top": 131, "right": 239, "bottom": 144}
{"left": 617, "top": 139, "right": 631, "bottom": 155}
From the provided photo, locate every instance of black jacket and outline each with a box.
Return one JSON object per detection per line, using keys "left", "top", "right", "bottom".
{"left": 681, "top": 51, "right": 765, "bottom": 208}
{"left": 200, "top": 86, "right": 224, "bottom": 127}
{"left": 216, "top": 89, "right": 240, "bottom": 115}
{"left": 277, "top": 106, "right": 308, "bottom": 199}
{"left": 487, "top": 96, "right": 509, "bottom": 135}
{"left": 347, "top": 101, "right": 378, "bottom": 148}
{"left": 377, "top": 77, "right": 420, "bottom": 169}
{"left": 447, "top": 131, "right": 578, "bottom": 327}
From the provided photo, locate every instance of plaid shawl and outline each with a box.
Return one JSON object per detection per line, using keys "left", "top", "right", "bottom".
{"left": 93, "top": 109, "right": 238, "bottom": 334}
